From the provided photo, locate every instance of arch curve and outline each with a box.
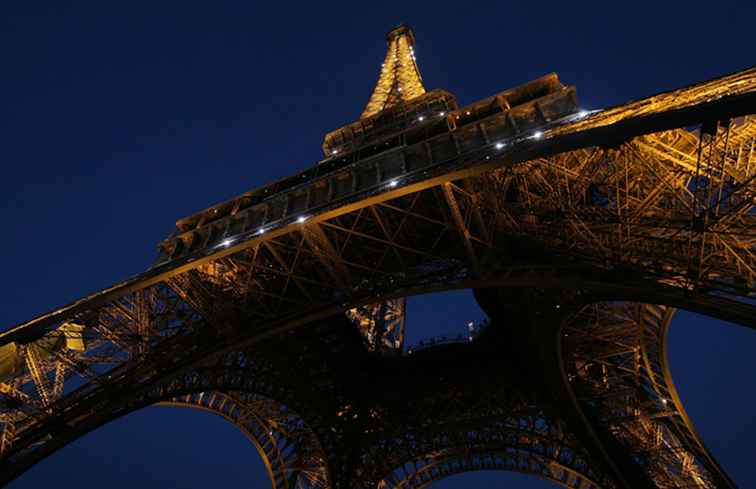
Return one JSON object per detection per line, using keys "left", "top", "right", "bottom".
{"left": 0, "top": 350, "right": 333, "bottom": 489}
{"left": 365, "top": 410, "right": 611, "bottom": 489}
{"left": 378, "top": 449, "right": 600, "bottom": 489}
{"left": 160, "top": 391, "right": 329, "bottom": 489}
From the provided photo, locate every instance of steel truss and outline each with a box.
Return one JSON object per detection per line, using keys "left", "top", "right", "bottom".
{"left": 162, "top": 392, "right": 329, "bottom": 489}
{"left": 0, "top": 36, "right": 754, "bottom": 488}
{"left": 0, "top": 116, "right": 754, "bottom": 487}
{"left": 563, "top": 303, "right": 732, "bottom": 489}
{"left": 367, "top": 408, "right": 607, "bottom": 489}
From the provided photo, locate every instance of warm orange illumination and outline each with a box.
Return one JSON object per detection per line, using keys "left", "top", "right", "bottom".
{"left": 361, "top": 25, "right": 426, "bottom": 118}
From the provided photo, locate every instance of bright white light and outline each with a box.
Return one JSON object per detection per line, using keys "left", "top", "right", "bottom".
{"left": 388, "top": 180, "right": 398, "bottom": 188}
{"left": 439, "top": 111, "right": 446, "bottom": 116}
{"left": 220, "top": 238, "right": 233, "bottom": 248}
{"left": 533, "top": 131, "right": 543, "bottom": 139}
{"left": 257, "top": 228, "right": 266, "bottom": 235}
{"left": 578, "top": 110, "right": 589, "bottom": 118}
{"left": 418, "top": 116, "right": 425, "bottom": 121}
{"left": 331, "top": 149, "right": 338, "bottom": 155}
{"left": 495, "top": 142, "right": 505, "bottom": 150}
{"left": 297, "top": 216, "right": 307, "bottom": 223}
{"left": 465, "top": 111, "right": 471, "bottom": 115}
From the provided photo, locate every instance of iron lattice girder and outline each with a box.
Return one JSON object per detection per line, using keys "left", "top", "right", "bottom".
{"left": 366, "top": 420, "right": 606, "bottom": 489}
{"left": 0, "top": 121, "right": 754, "bottom": 486}
{"left": 160, "top": 392, "right": 329, "bottom": 489}
{"left": 3, "top": 67, "right": 755, "bottom": 343}
{"left": 0, "top": 311, "right": 615, "bottom": 488}
{"left": 0, "top": 68, "right": 754, "bottom": 488}
{"left": 563, "top": 302, "right": 734, "bottom": 489}
{"left": 157, "top": 68, "right": 755, "bottom": 269}
{"left": 187, "top": 319, "right": 617, "bottom": 489}
{"left": 0, "top": 124, "right": 754, "bottom": 485}
{"left": 360, "top": 24, "right": 426, "bottom": 119}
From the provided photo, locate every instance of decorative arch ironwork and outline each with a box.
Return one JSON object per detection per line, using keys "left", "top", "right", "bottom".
{"left": 160, "top": 391, "right": 329, "bottom": 489}
{"left": 368, "top": 411, "right": 609, "bottom": 489}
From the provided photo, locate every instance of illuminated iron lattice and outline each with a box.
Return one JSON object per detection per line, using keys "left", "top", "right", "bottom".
{"left": 0, "top": 24, "right": 754, "bottom": 489}
{"left": 361, "top": 25, "right": 426, "bottom": 119}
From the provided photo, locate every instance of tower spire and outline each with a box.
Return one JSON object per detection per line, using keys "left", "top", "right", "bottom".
{"left": 361, "top": 24, "right": 426, "bottom": 118}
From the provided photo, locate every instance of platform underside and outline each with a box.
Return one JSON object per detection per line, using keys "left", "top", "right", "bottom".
{"left": 1, "top": 68, "right": 755, "bottom": 488}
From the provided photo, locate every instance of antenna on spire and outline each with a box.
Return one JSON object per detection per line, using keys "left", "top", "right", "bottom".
{"left": 361, "top": 24, "right": 427, "bottom": 118}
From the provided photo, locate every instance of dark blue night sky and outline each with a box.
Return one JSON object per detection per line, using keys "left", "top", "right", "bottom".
{"left": 2, "top": 2, "right": 754, "bottom": 488}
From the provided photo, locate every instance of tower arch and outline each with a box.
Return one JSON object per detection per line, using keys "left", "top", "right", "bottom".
{"left": 160, "top": 391, "right": 329, "bottom": 489}
{"left": 369, "top": 410, "right": 608, "bottom": 489}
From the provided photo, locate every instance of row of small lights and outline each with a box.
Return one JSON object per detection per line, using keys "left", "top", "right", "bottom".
{"left": 216, "top": 215, "right": 306, "bottom": 248}
{"left": 216, "top": 178, "right": 399, "bottom": 250}
{"left": 419, "top": 108, "right": 589, "bottom": 128}
{"left": 219, "top": 109, "right": 594, "bottom": 251}
{"left": 417, "top": 110, "right": 445, "bottom": 122}
{"left": 491, "top": 109, "right": 591, "bottom": 151}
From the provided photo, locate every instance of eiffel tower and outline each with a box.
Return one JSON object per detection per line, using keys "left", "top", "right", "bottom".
{"left": 1, "top": 24, "right": 755, "bottom": 489}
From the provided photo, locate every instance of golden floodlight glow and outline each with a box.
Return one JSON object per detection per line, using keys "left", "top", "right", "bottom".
{"left": 360, "top": 24, "right": 426, "bottom": 118}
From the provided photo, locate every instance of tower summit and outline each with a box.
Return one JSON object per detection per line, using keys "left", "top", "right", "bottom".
{"left": 361, "top": 24, "right": 426, "bottom": 118}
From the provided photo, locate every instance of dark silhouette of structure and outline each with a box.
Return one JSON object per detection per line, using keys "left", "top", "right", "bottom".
{"left": 1, "top": 25, "right": 754, "bottom": 489}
